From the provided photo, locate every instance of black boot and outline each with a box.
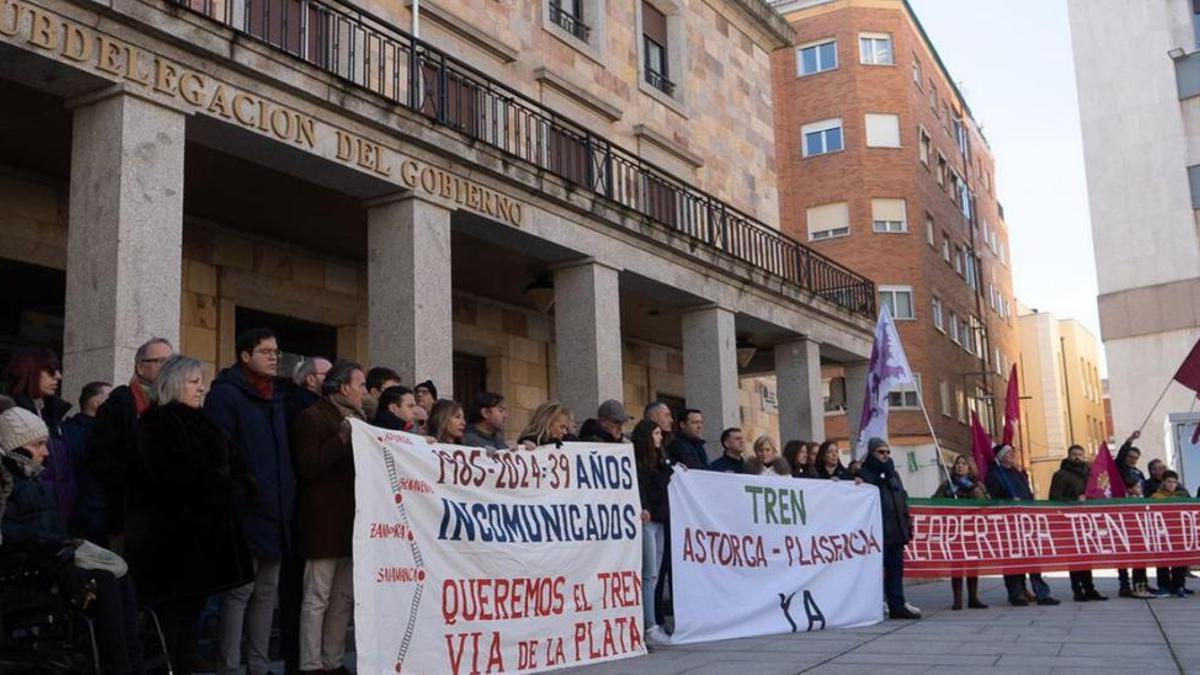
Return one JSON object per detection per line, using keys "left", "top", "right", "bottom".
{"left": 951, "top": 577, "right": 963, "bottom": 611}
{"left": 966, "top": 577, "right": 987, "bottom": 608}
{"left": 1084, "top": 587, "right": 1108, "bottom": 601}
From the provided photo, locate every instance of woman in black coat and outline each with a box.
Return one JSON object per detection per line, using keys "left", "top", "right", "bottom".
{"left": 813, "top": 440, "right": 851, "bottom": 480}
{"left": 632, "top": 419, "right": 672, "bottom": 644}
{"left": 859, "top": 438, "right": 920, "bottom": 619}
{"left": 129, "top": 356, "right": 254, "bottom": 674}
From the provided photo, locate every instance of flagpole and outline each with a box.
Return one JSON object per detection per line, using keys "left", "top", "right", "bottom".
{"left": 915, "top": 393, "right": 952, "bottom": 484}
{"left": 1136, "top": 379, "right": 1175, "bottom": 434}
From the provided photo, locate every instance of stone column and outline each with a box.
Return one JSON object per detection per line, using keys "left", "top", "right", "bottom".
{"left": 775, "top": 338, "right": 824, "bottom": 443}
{"left": 366, "top": 194, "right": 453, "bottom": 398}
{"left": 63, "top": 89, "right": 186, "bottom": 402}
{"left": 553, "top": 260, "right": 623, "bottom": 420}
{"left": 844, "top": 361, "right": 870, "bottom": 447}
{"left": 681, "top": 306, "right": 739, "bottom": 457}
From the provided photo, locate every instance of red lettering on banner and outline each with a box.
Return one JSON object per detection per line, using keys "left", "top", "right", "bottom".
{"left": 571, "top": 616, "right": 642, "bottom": 662}
{"left": 906, "top": 501, "right": 1200, "bottom": 577}
{"left": 440, "top": 576, "right": 566, "bottom": 626}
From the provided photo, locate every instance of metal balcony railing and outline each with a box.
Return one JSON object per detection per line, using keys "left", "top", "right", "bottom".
{"left": 170, "top": 0, "right": 877, "bottom": 318}
{"left": 548, "top": 0, "right": 590, "bottom": 42}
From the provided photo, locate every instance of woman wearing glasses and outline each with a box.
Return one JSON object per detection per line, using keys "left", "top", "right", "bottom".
{"left": 3, "top": 346, "right": 75, "bottom": 525}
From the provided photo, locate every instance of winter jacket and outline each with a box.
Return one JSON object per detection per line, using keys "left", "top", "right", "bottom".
{"left": 373, "top": 407, "right": 415, "bottom": 433}
{"left": 1115, "top": 441, "right": 1147, "bottom": 492}
{"left": 933, "top": 476, "right": 987, "bottom": 500}
{"left": 284, "top": 383, "right": 321, "bottom": 432}
{"left": 709, "top": 454, "right": 748, "bottom": 474}
{"left": 814, "top": 463, "right": 852, "bottom": 480}
{"left": 0, "top": 455, "right": 68, "bottom": 559}
{"left": 292, "top": 398, "right": 356, "bottom": 559}
{"left": 204, "top": 366, "right": 295, "bottom": 560}
{"left": 128, "top": 402, "right": 255, "bottom": 605}
{"left": 1151, "top": 489, "right": 1189, "bottom": 499}
{"left": 60, "top": 414, "right": 105, "bottom": 540}
{"left": 667, "top": 434, "right": 708, "bottom": 470}
{"left": 14, "top": 395, "right": 76, "bottom": 532}
{"left": 986, "top": 463, "right": 1034, "bottom": 501}
{"left": 578, "top": 421, "right": 624, "bottom": 444}
{"left": 859, "top": 454, "right": 913, "bottom": 546}
{"left": 637, "top": 457, "right": 673, "bottom": 525}
{"left": 462, "top": 424, "right": 508, "bottom": 450}
{"left": 1048, "top": 458, "right": 1090, "bottom": 502}
{"left": 85, "top": 385, "right": 141, "bottom": 536}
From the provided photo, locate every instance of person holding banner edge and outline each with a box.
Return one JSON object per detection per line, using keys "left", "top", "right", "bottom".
{"left": 632, "top": 419, "right": 673, "bottom": 645}
{"left": 859, "top": 438, "right": 921, "bottom": 620}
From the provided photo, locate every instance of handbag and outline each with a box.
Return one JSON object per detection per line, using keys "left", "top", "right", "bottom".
{"left": 72, "top": 539, "right": 129, "bottom": 579}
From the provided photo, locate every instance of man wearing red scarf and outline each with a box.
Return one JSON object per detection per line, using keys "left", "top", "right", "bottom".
{"left": 204, "top": 328, "right": 295, "bottom": 675}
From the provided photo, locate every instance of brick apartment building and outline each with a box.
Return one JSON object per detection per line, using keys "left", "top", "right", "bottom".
{"left": 769, "top": 0, "right": 1018, "bottom": 492}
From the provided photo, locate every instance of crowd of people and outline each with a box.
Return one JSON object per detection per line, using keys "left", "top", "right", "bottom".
{"left": 0, "top": 331, "right": 1194, "bottom": 673}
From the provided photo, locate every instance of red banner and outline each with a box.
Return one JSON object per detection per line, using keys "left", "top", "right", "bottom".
{"left": 905, "top": 499, "right": 1200, "bottom": 577}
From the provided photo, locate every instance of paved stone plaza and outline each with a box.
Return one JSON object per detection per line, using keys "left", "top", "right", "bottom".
{"left": 565, "top": 572, "right": 1199, "bottom": 675}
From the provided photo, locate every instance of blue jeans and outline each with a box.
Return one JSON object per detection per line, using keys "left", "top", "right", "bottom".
{"left": 642, "top": 522, "right": 665, "bottom": 628}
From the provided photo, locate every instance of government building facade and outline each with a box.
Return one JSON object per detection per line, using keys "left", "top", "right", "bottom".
{"left": 0, "top": 0, "right": 878, "bottom": 451}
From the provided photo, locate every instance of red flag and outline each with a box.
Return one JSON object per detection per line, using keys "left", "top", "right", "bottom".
{"left": 1002, "top": 363, "right": 1020, "bottom": 446}
{"left": 1171, "top": 337, "right": 1200, "bottom": 443}
{"left": 970, "top": 411, "right": 994, "bottom": 484}
{"left": 1086, "top": 442, "right": 1126, "bottom": 499}
{"left": 1173, "top": 336, "right": 1200, "bottom": 392}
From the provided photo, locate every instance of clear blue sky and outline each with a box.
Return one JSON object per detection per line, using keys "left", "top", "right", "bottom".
{"left": 907, "top": 0, "right": 1103, "bottom": 369}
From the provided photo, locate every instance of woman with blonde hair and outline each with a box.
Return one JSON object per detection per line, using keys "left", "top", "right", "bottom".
{"left": 748, "top": 435, "right": 789, "bottom": 476}
{"left": 518, "top": 401, "right": 572, "bottom": 447}
{"left": 427, "top": 399, "right": 467, "bottom": 444}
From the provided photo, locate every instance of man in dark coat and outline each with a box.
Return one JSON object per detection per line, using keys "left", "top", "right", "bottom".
{"left": 986, "top": 443, "right": 1060, "bottom": 606}
{"left": 709, "top": 427, "right": 749, "bottom": 473}
{"left": 204, "top": 328, "right": 294, "bottom": 675}
{"left": 85, "top": 337, "right": 173, "bottom": 549}
{"left": 667, "top": 408, "right": 709, "bottom": 469}
{"left": 292, "top": 360, "right": 365, "bottom": 674}
{"left": 61, "top": 381, "right": 110, "bottom": 542}
{"left": 859, "top": 438, "right": 920, "bottom": 619}
{"left": 1048, "top": 445, "right": 1108, "bottom": 602}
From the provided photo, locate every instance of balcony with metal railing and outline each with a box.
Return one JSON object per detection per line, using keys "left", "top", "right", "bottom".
{"left": 548, "top": 0, "right": 590, "bottom": 42}
{"left": 169, "top": 0, "right": 876, "bottom": 318}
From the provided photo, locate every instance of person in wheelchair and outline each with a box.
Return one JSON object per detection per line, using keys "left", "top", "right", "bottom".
{"left": 0, "top": 395, "right": 143, "bottom": 674}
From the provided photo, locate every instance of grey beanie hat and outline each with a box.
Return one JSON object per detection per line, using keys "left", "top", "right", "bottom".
{"left": 867, "top": 437, "right": 889, "bottom": 453}
{"left": 0, "top": 397, "right": 49, "bottom": 455}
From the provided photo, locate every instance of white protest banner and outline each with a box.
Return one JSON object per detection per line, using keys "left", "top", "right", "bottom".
{"left": 351, "top": 420, "right": 647, "bottom": 674}
{"left": 669, "top": 469, "right": 884, "bottom": 643}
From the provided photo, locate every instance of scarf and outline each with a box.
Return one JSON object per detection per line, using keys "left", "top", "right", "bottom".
{"left": 3, "top": 450, "right": 44, "bottom": 479}
{"left": 328, "top": 393, "right": 365, "bottom": 421}
{"left": 130, "top": 376, "right": 152, "bottom": 416}
{"left": 241, "top": 364, "right": 274, "bottom": 400}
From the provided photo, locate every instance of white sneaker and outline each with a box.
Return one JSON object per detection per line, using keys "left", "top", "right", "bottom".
{"left": 645, "top": 625, "right": 671, "bottom": 646}
{"left": 904, "top": 602, "right": 923, "bottom": 617}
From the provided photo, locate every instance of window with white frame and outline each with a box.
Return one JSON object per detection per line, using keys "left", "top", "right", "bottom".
{"left": 918, "top": 127, "right": 931, "bottom": 165}
{"left": 879, "top": 285, "right": 915, "bottom": 320}
{"left": 888, "top": 373, "right": 922, "bottom": 409}
{"left": 925, "top": 213, "right": 934, "bottom": 246}
{"left": 962, "top": 316, "right": 975, "bottom": 353}
{"left": 807, "top": 201, "right": 850, "bottom": 241}
{"left": 928, "top": 81, "right": 938, "bottom": 110}
{"left": 871, "top": 198, "right": 907, "bottom": 232}
{"left": 954, "top": 245, "right": 964, "bottom": 275}
{"left": 865, "top": 113, "right": 901, "bottom": 148}
{"left": 932, "top": 296, "right": 944, "bottom": 332}
{"left": 939, "top": 380, "right": 951, "bottom": 417}
{"left": 941, "top": 234, "right": 951, "bottom": 263}
{"left": 802, "top": 118, "right": 844, "bottom": 157}
{"left": 797, "top": 39, "right": 837, "bottom": 76}
{"left": 912, "top": 55, "right": 922, "bottom": 85}
{"left": 995, "top": 348, "right": 1003, "bottom": 376}
{"left": 936, "top": 153, "right": 947, "bottom": 186}
{"left": 956, "top": 387, "right": 967, "bottom": 424}
{"left": 859, "top": 32, "right": 893, "bottom": 65}
{"left": 949, "top": 311, "right": 961, "bottom": 344}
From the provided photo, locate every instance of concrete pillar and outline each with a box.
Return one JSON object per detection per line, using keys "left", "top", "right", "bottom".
{"left": 775, "top": 338, "right": 824, "bottom": 443}
{"left": 844, "top": 361, "right": 870, "bottom": 446}
{"left": 367, "top": 194, "right": 453, "bottom": 397}
{"left": 553, "top": 260, "right": 623, "bottom": 420}
{"left": 63, "top": 90, "right": 185, "bottom": 402}
{"left": 681, "top": 306, "right": 739, "bottom": 457}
